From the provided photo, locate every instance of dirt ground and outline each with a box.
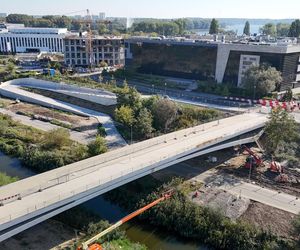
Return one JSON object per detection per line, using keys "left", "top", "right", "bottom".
{"left": 5, "top": 101, "right": 99, "bottom": 132}
{"left": 153, "top": 147, "right": 299, "bottom": 240}
{"left": 241, "top": 201, "right": 296, "bottom": 239}
{"left": 219, "top": 148, "right": 300, "bottom": 197}
{"left": 0, "top": 220, "right": 76, "bottom": 250}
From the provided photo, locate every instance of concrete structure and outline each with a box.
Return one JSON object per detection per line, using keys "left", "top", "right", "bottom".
{"left": 64, "top": 34, "right": 125, "bottom": 67}
{"left": 0, "top": 78, "right": 126, "bottom": 147}
{"left": 0, "top": 27, "right": 68, "bottom": 53}
{"left": 0, "top": 112, "right": 268, "bottom": 241}
{"left": 125, "top": 37, "right": 300, "bottom": 88}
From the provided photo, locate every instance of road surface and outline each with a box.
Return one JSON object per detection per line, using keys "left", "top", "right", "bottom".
{"left": 192, "top": 168, "right": 300, "bottom": 214}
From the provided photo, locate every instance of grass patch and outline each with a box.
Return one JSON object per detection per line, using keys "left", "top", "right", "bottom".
{"left": 0, "top": 172, "right": 18, "bottom": 187}
{"left": 0, "top": 114, "right": 90, "bottom": 173}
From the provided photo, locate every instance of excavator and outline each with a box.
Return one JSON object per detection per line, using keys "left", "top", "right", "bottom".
{"left": 242, "top": 146, "right": 284, "bottom": 173}
{"left": 77, "top": 191, "right": 173, "bottom": 250}
{"left": 242, "top": 146, "right": 263, "bottom": 169}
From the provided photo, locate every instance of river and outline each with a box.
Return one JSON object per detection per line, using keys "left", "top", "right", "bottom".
{"left": 196, "top": 24, "right": 262, "bottom": 36}
{"left": 0, "top": 153, "right": 205, "bottom": 250}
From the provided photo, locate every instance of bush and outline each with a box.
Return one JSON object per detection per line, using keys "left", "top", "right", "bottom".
{"left": 42, "top": 128, "right": 71, "bottom": 150}
{"left": 88, "top": 135, "right": 108, "bottom": 156}
{"left": 0, "top": 172, "right": 18, "bottom": 187}
{"left": 97, "top": 124, "right": 107, "bottom": 137}
{"left": 21, "top": 148, "right": 64, "bottom": 172}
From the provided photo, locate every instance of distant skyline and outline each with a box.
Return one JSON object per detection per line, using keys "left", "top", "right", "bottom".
{"left": 1, "top": 0, "right": 300, "bottom": 19}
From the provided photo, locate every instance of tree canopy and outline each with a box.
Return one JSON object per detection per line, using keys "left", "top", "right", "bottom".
{"left": 260, "top": 23, "right": 276, "bottom": 36}
{"left": 289, "top": 19, "right": 300, "bottom": 37}
{"left": 209, "top": 18, "right": 219, "bottom": 34}
{"left": 264, "top": 108, "right": 298, "bottom": 157}
{"left": 243, "top": 21, "right": 250, "bottom": 35}
{"left": 242, "top": 65, "right": 282, "bottom": 97}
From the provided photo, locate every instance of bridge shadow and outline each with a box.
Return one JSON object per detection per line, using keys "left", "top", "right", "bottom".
{"left": 152, "top": 147, "right": 245, "bottom": 186}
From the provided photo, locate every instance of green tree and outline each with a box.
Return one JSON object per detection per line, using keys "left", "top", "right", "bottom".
{"left": 209, "top": 18, "right": 219, "bottom": 34}
{"left": 88, "top": 135, "right": 108, "bottom": 156}
{"left": 174, "top": 19, "right": 187, "bottom": 35}
{"left": 289, "top": 19, "right": 300, "bottom": 37}
{"left": 264, "top": 108, "right": 298, "bottom": 155}
{"left": 6, "top": 62, "right": 16, "bottom": 74}
{"left": 242, "top": 65, "right": 282, "bottom": 97}
{"left": 152, "top": 98, "right": 178, "bottom": 132}
{"left": 293, "top": 214, "right": 300, "bottom": 247}
{"left": 134, "top": 108, "right": 154, "bottom": 138}
{"left": 98, "top": 23, "right": 108, "bottom": 35}
{"left": 243, "top": 21, "right": 250, "bottom": 35}
{"left": 276, "top": 23, "right": 290, "bottom": 37}
{"left": 115, "top": 105, "right": 135, "bottom": 127}
{"left": 282, "top": 87, "right": 293, "bottom": 101}
{"left": 117, "top": 87, "right": 142, "bottom": 112}
{"left": 260, "top": 23, "right": 276, "bottom": 36}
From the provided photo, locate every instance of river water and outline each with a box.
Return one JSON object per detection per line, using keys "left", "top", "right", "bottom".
{"left": 0, "top": 153, "right": 205, "bottom": 250}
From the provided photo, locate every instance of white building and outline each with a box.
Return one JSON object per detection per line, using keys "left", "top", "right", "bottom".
{"left": 99, "top": 13, "right": 106, "bottom": 20}
{"left": 0, "top": 27, "right": 68, "bottom": 53}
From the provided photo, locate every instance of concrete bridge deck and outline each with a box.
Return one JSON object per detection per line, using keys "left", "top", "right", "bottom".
{"left": 0, "top": 112, "right": 267, "bottom": 241}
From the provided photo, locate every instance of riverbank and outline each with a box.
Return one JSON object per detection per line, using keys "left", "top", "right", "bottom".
{"left": 104, "top": 176, "right": 297, "bottom": 249}
{"left": 0, "top": 113, "right": 101, "bottom": 172}
{"left": 0, "top": 153, "right": 147, "bottom": 250}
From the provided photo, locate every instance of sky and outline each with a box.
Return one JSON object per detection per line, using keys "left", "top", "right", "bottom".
{"left": 1, "top": 0, "right": 300, "bottom": 19}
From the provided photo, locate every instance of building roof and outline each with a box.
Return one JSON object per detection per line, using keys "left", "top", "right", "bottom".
{"left": 8, "top": 27, "right": 68, "bottom": 35}
{"left": 64, "top": 33, "right": 123, "bottom": 40}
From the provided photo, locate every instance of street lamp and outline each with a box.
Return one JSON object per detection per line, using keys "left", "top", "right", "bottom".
{"left": 164, "top": 82, "right": 167, "bottom": 96}
{"left": 152, "top": 84, "right": 155, "bottom": 94}
{"left": 253, "top": 84, "right": 257, "bottom": 101}
{"left": 130, "top": 124, "right": 133, "bottom": 145}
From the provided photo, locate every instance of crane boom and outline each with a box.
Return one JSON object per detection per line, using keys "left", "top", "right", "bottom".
{"left": 80, "top": 192, "right": 172, "bottom": 250}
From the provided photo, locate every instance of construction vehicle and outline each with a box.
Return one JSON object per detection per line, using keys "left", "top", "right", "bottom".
{"left": 77, "top": 191, "right": 173, "bottom": 250}
{"left": 269, "top": 161, "right": 284, "bottom": 174}
{"left": 242, "top": 146, "right": 263, "bottom": 169}
{"left": 242, "top": 145, "right": 284, "bottom": 172}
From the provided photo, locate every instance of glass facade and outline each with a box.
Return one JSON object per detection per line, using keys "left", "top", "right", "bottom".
{"left": 126, "top": 42, "right": 218, "bottom": 80}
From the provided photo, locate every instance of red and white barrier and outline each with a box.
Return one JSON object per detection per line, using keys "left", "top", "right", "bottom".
{"left": 0, "top": 193, "right": 21, "bottom": 204}
{"left": 224, "top": 96, "right": 300, "bottom": 111}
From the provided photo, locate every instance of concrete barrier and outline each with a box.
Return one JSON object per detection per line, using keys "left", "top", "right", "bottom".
{"left": 1, "top": 78, "right": 117, "bottom": 106}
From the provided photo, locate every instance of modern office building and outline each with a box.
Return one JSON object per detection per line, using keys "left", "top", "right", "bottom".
{"left": 125, "top": 37, "right": 300, "bottom": 88}
{"left": 64, "top": 34, "right": 125, "bottom": 67}
{"left": 0, "top": 26, "right": 68, "bottom": 53}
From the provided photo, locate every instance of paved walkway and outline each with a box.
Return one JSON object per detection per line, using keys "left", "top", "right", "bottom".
{"left": 0, "top": 80, "right": 126, "bottom": 148}
{"left": 0, "top": 108, "right": 95, "bottom": 145}
{"left": 192, "top": 168, "right": 300, "bottom": 214}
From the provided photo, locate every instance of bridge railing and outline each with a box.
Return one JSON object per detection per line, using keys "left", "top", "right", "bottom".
{"left": 0, "top": 141, "right": 202, "bottom": 225}
{"left": 7, "top": 119, "right": 220, "bottom": 202}
{"left": 0, "top": 119, "right": 266, "bottom": 226}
